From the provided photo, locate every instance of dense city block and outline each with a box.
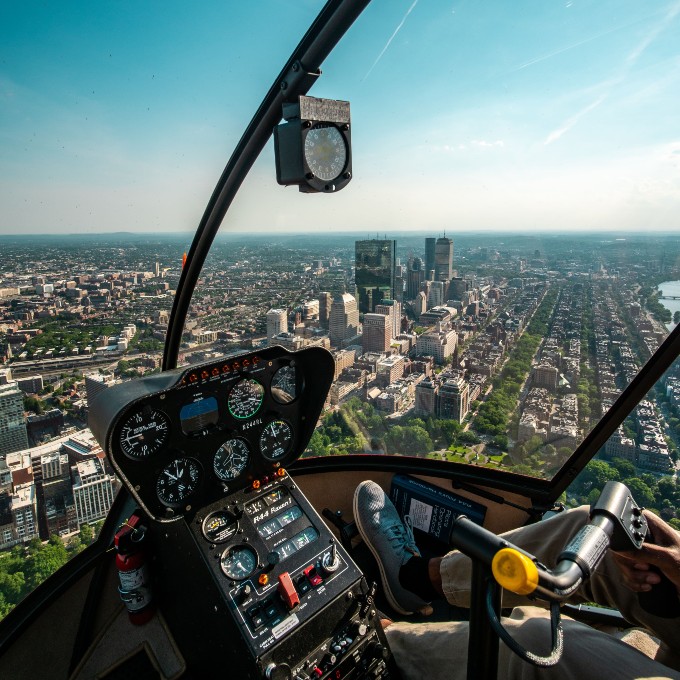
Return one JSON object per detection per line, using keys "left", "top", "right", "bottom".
{"left": 0, "top": 231, "right": 679, "bottom": 618}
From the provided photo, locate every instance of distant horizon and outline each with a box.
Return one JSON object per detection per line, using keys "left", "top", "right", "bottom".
{"left": 1, "top": 228, "right": 680, "bottom": 239}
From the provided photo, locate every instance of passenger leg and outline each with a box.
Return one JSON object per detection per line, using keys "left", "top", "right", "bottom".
{"left": 385, "top": 607, "right": 680, "bottom": 680}
{"left": 439, "top": 506, "right": 680, "bottom": 668}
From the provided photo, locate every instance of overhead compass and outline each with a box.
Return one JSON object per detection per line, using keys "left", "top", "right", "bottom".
{"left": 227, "top": 378, "right": 264, "bottom": 419}
{"left": 119, "top": 408, "right": 169, "bottom": 459}
{"left": 214, "top": 438, "right": 250, "bottom": 481}
{"left": 156, "top": 458, "right": 201, "bottom": 507}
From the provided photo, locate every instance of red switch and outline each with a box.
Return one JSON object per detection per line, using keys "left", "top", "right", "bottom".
{"left": 304, "top": 564, "right": 323, "bottom": 587}
{"left": 277, "top": 572, "right": 300, "bottom": 609}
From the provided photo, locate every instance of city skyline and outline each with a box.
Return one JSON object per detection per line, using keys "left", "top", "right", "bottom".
{"left": 0, "top": 229, "right": 679, "bottom": 620}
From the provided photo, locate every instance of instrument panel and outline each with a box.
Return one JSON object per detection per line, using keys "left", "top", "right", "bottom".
{"left": 90, "top": 345, "right": 335, "bottom": 521}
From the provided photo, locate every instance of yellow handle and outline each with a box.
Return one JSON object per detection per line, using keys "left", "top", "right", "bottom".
{"left": 491, "top": 548, "right": 539, "bottom": 595}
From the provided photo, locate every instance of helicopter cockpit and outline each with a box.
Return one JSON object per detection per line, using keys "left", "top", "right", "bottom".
{"left": 1, "top": 1, "right": 679, "bottom": 679}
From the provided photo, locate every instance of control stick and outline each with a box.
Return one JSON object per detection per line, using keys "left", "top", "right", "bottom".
{"left": 448, "top": 481, "right": 655, "bottom": 678}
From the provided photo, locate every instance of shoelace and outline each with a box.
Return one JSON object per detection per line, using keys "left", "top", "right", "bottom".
{"left": 385, "top": 513, "right": 420, "bottom": 557}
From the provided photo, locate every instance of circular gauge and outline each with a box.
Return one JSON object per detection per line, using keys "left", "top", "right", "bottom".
{"left": 228, "top": 378, "right": 264, "bottom": 420}
{"left": 214, "top": 438, "right": 250, "bottom": 481}
{"left": 202, "top": 510, "right": 238, "bottom": 544}
{"left": 220, "top": 544, "right": 258, "bottom": 581}
{"left": 271, "top": 364, "right": 300, "bottom": 404}
{"left": 156, "top": 458, "right": 201, "bottom": 507}
{"left": 304, "top": 123, "right": 347, "bottom": 181}
{"left": 119, "top": 408, "right": 169, "bottom": 459}
{"left": 259, "top": 420, "right": 293, "bottom": 461}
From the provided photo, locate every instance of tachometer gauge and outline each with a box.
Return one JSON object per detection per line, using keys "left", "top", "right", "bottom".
{"left": 228, "top": 378, "right": 264, "bottom": 419}
{"left": 119, "top": 407, "right": 169, "bottom": 459}
{"left": 259, "top": 420, "right": 293, "bottom": 461}
{"left": 271, "top": 364, "right": 300, "bottom": 404}
{"left": 220, "top": 544, "right": 258, "bottom": 580}
{"left": 156, "top": 458, "right": 201, "bottom": 507}
{"left": 214, "top": 438, "right": 250, "bottom": 481}
{"left": 202, "top": 510, "right": 238, "bottom": 544}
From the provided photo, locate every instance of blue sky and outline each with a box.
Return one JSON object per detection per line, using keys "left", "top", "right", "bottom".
{"left": 1, "top": 1, "right": 679, "bottom": 234}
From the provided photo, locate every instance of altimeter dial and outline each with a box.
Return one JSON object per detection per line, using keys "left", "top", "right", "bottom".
{"left": 214, "top": 438, "right": 250, "bottom": 481}
{"left": 156, "top": 458, "right": 201, "bottom": 507}
{"left": 119, "top": 408, "right": 169, "bottom": 459}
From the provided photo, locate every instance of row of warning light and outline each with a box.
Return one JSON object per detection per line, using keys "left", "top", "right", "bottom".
{"left": 180, "top": 356, "right": 263, "bottom": 385}
{"left": 251, "top": 467, "right": 287, "bottom": 491}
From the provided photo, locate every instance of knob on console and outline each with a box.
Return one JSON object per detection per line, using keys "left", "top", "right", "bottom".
{"left": 265, "top": 662, "right": 292, "bottom": 680}
{"left": 321, "top": 541, "right": 340, "bottom": 576}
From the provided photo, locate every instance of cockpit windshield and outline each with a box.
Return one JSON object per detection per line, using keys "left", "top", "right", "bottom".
{"left": 1, "top": 0, "right": 679, "bottom": 619}
{"left": 183, "top": 0, "right": 680, "bottom": 482}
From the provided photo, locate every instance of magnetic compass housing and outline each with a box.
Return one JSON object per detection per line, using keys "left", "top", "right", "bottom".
{"left": 274, "top": 95, "right": 352, "bottom": 193}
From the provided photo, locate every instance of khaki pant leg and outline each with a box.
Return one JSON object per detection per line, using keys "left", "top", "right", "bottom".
{"left": 385, "top": 607, "right": 680, "bottom": 680}
{"left": 439, "top": 507, "right": 680, "bottom": 667}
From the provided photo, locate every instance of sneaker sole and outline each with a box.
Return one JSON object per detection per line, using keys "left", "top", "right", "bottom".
{"left": 353, "top": 484, "right": 420, "bottom": 616}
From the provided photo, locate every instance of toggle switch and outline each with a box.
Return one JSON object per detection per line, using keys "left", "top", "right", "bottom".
{"left": 278, "top": 572, "right": 300, "bottom": 610}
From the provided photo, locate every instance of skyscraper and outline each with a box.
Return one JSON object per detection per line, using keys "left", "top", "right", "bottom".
{"left": 439, "top": 376, "right": 470, "bottom": 423}
{"left": 434, "top": 237, "right": 454, "bottom": 282}
{"left": 362, "top": 313, "right": 392, "bottom": 353}
{"left": 329, "top": 293, "right": 360, "bottom": 348}
{"left": 406, "top": 257, "right": 425, "bottom": 300}
{"left": 267, "top": 309, "right": 288, "bottom": 340}
{"left": 427, "top": 281, "right": 445, "bottom": 309}
{"left": 375, "top": 300, "right": 402, "bottom": 339}
{"left": 355, "top": 239, "right": 396, "bottom": 314}
{"left": 424, "top": 238, "right": 436, "bottom": 281}
{"left": 449, "top": 276, "right": 468, "bottom": 300}
{"left": 0, "top": 382, "right": 29, "bottom": 457}
{"left": 318, "top": 292, "right": 332, "bottom": 329}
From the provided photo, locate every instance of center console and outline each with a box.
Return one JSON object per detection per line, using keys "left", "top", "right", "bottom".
{"left": 89, "top": 346, "right": 396, "bottom": 679}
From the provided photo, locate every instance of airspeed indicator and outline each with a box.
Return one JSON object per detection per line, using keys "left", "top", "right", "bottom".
{"left": 228, "top": 378, "right": 264, "bottom": 419}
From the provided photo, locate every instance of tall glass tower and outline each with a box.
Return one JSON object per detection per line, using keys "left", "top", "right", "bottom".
{"left": 354, "top": 239, "right": 396, "bottom": 314}
{"left": 424, "top": 238, "right": 436, "bottom": 281}
{"left": 0, "top": 382, "right": 29, "bottom": 456}
{"left": 434, "top": 237, "right": 454, "bottom": 282}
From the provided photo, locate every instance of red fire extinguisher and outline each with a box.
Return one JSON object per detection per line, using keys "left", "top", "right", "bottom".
{"left": 114, "top": 512, "right": 154, "bottom": 625}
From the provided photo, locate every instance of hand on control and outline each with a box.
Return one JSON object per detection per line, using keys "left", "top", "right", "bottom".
{"left": 612, "top": 510, "right": 680, "bottom": 595}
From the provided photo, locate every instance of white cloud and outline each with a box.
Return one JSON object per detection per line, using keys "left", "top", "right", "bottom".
{"left": 544, "top": 94, "right": 607, "bottom": 145}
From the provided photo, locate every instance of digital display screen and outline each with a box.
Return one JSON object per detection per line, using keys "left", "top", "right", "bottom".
{"left": 257, "top": 505, "right": 302, "bottom": 539}
{"left": 274, "top": 526, "right": 318, "bottom": 561}
{"left": 180, "top": 397, "right": 219, "bottom": 434}
{"left": 263, "top": 487, "right": 287, "bottom": 506}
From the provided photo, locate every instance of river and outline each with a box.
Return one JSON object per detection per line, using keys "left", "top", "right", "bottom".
{"left": 658, "top": 280, "right": 680, "bottom": 331}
